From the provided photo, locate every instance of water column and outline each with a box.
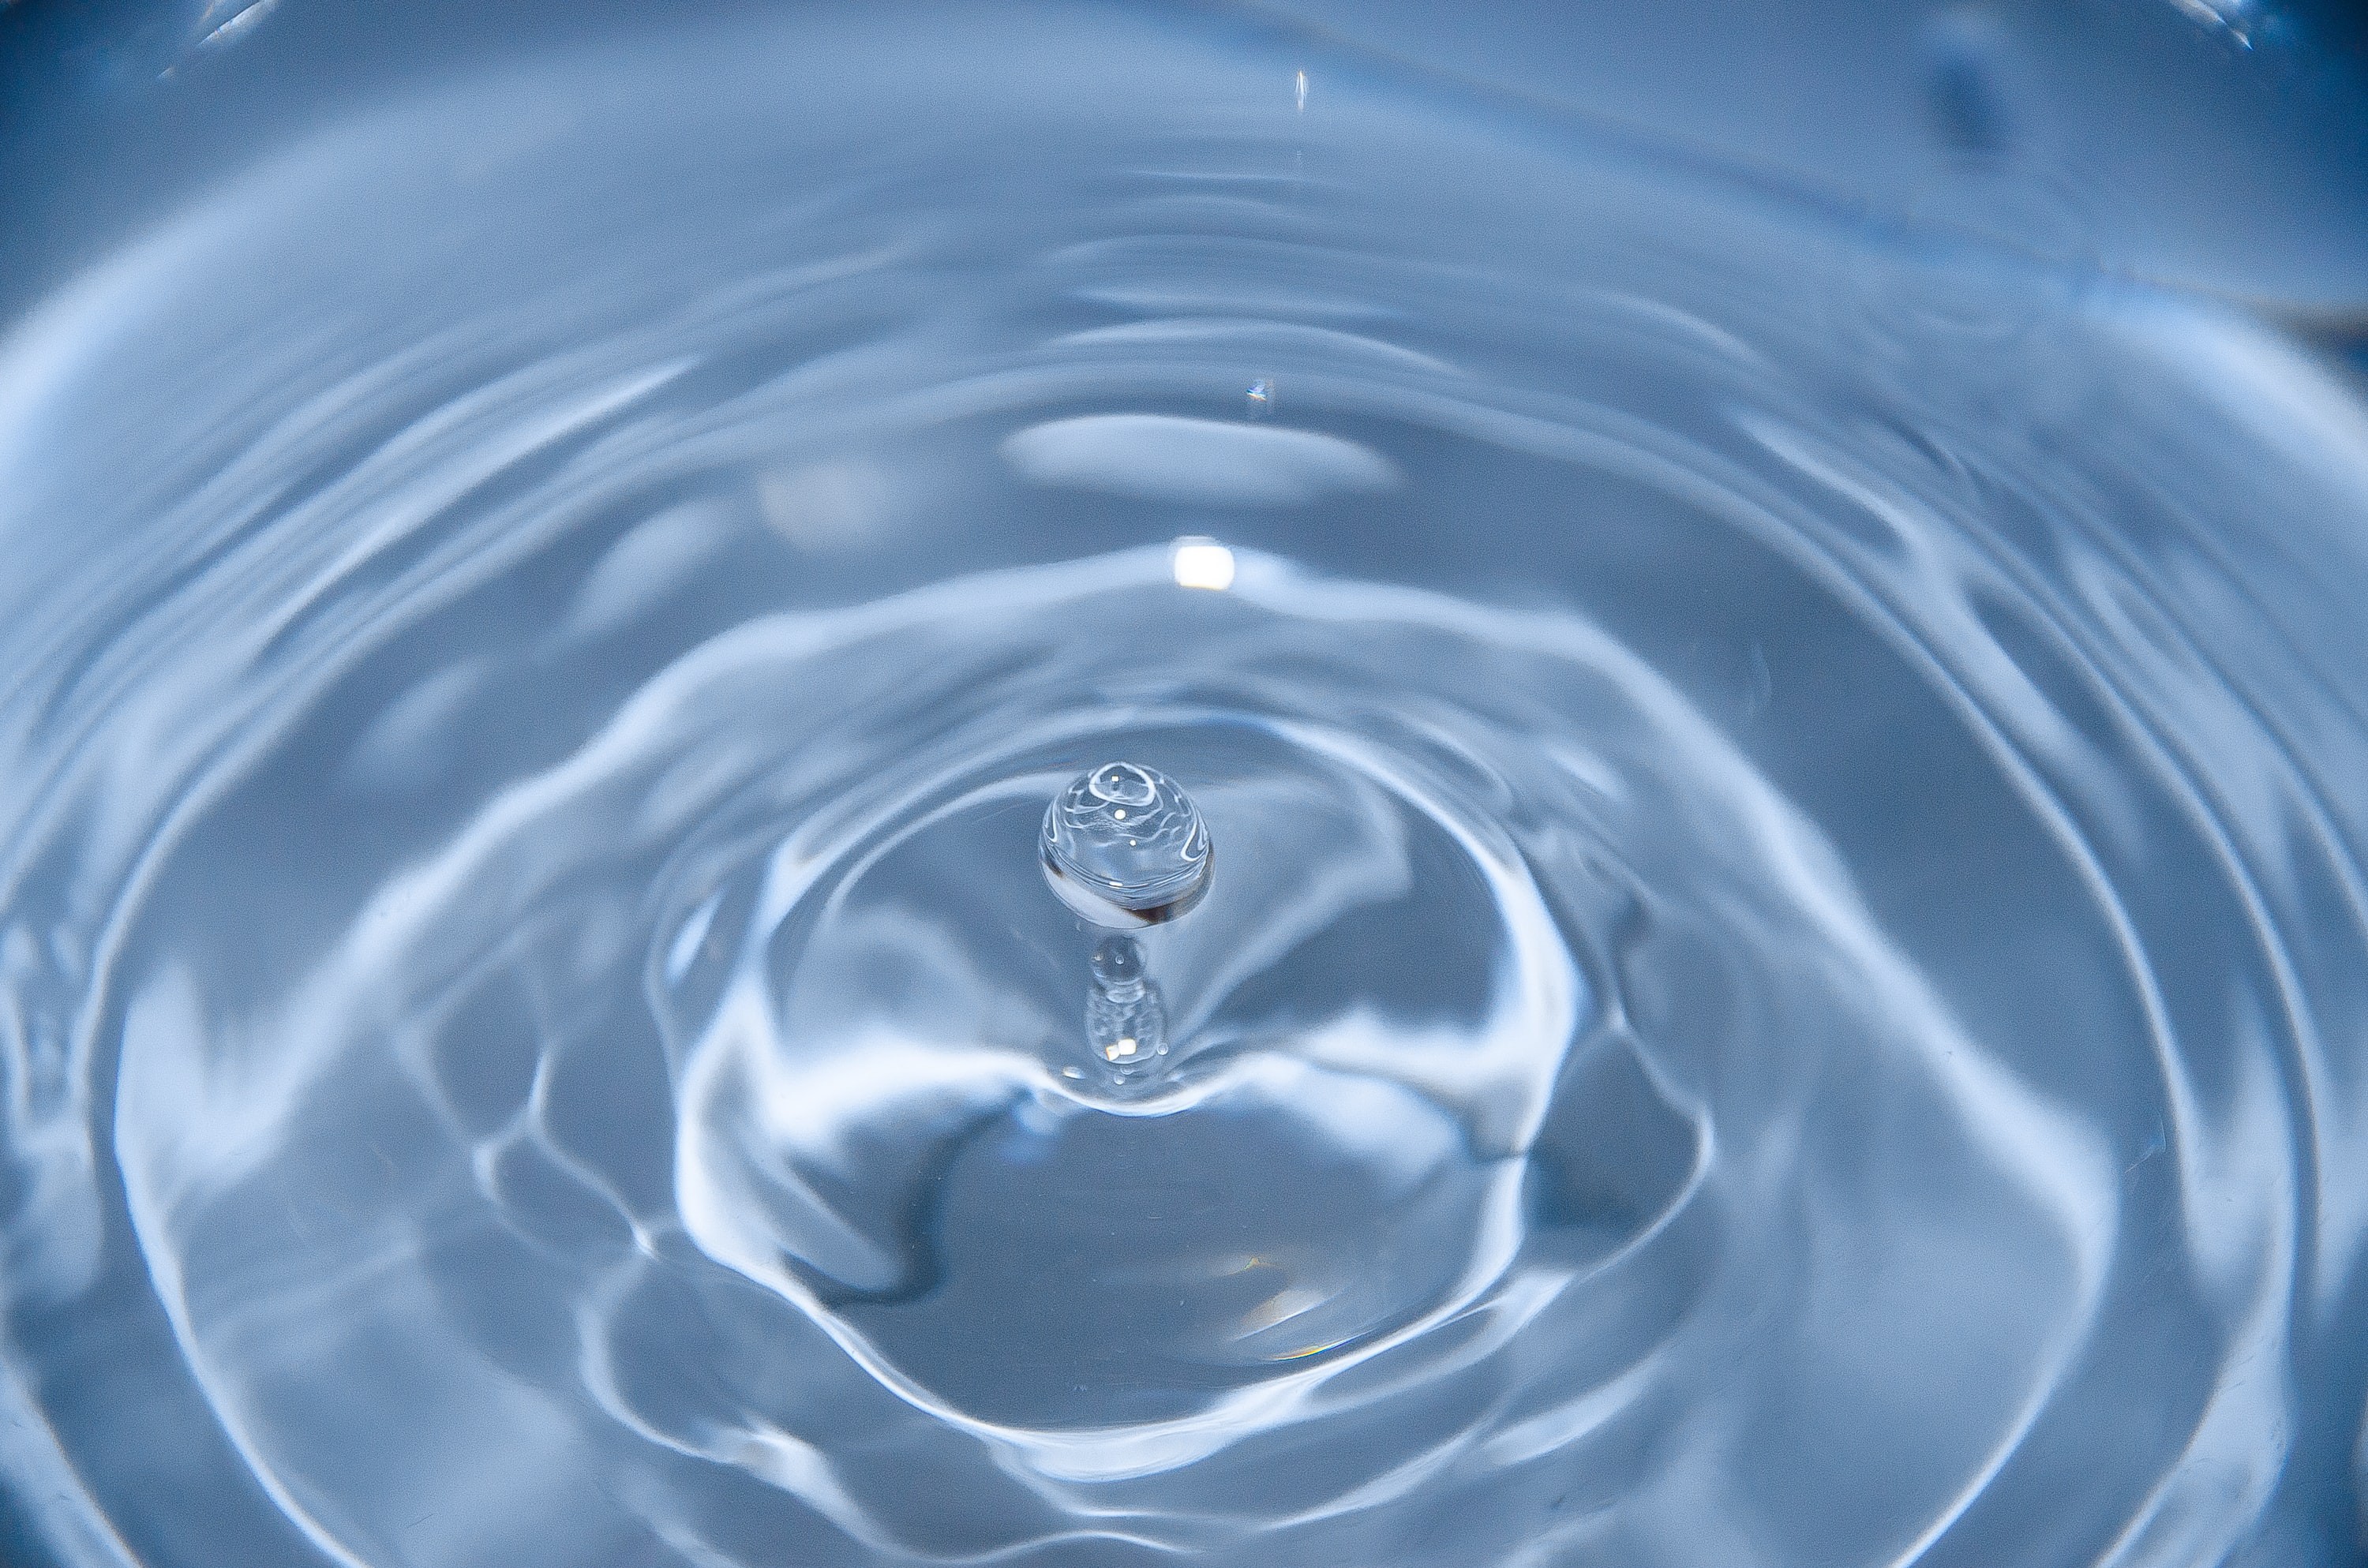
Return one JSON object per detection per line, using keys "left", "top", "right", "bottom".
{"left": 1039, "top": 762, "right": 1212, "bottom": 1085}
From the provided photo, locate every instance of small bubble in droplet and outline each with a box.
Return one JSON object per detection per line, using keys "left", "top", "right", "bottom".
{"left": 1089, "top": 933, "right": 1146, "bottom": 989}
{"left": 1041, "top": 762, "right": 1212, "bottom": 926}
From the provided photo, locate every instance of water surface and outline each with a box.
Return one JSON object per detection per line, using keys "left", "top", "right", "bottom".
{"left": 2, "top": 9, "right": 2366, "bottom": 1566}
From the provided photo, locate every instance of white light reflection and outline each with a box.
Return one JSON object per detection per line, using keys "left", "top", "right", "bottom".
{"left": 1171, "top": 537, "right": 1236, "bottom": 591}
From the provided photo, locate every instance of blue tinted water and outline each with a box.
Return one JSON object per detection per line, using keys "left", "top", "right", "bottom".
{"left": 2, "top": 7, "right": 2366, "bottom": 1567}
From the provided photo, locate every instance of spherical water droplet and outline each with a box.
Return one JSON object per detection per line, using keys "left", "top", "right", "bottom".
{"left": 1040, "top": 762, "right": 1212, "bottom": 927}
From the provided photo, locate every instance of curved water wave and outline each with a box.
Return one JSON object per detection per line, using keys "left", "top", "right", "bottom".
{"left": 1002, "top": 414, "right": 1399, "bottom": 504}
{"left": 0, "top": 7, "right": 2363, "bottom": 1566}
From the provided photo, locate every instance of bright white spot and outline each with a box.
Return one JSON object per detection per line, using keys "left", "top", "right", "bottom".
{"left": 1295, "top": 70, "right": 1308, "bottom": 111}
{"left": 1105, "top": 1038, "right": 1139, "bottom": 1061}
{"left": 1171, "top": 538, "right": 1237, "bottom": 591}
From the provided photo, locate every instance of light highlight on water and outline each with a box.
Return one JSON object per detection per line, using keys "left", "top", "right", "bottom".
{"left": 1171, "top": 535, "right": 1238, "bottom": 589}
{"left": 0, "top": 7, "right": 2362, "bottom": 1567}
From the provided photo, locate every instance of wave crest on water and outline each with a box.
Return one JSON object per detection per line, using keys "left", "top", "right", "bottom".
{"left": 0, "top": 9, "right": 2366, "bottom": 1566}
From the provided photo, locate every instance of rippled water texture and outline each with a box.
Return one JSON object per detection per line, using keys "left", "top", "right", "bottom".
{"left": 3, "top": 9, "right": 2368, "bottom": 1566}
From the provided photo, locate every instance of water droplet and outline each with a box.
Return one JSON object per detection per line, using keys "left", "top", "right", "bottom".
{"left": 1041, "top": 762, "right": 1212, "bottom": 926}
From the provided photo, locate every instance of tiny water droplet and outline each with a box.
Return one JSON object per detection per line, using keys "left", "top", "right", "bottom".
{"left": 1041, "top": 762, "right": 1212, "bottom": 926}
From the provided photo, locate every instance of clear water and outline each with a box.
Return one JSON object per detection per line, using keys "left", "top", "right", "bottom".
{"left": 1040, "top": 759, "right": 1213, "bottom": 926}
{"left": 2, "top": 9, "right": 2366, "bottom": 1568}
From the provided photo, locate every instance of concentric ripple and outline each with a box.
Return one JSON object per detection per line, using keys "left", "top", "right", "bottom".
{"left": 1, "top": 8, "right": 2366, "bottom": 1568}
